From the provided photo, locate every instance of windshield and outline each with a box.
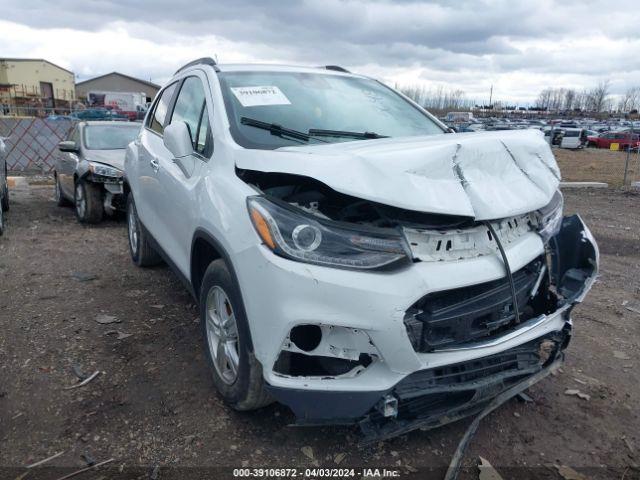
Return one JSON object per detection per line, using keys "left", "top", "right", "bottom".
{"left": 83, "top": 125, "right": 140, "bottom": 150}
{"left": 563, "top": 130, "right": 580, "bottom": 137}
{"left": 218, "top": 71, "right": 444, "bottom": 149}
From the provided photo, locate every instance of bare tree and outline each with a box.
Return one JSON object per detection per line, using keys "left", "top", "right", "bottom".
{"left": 536, "top": 88, "right": 552, "bottom": 110}
{"left": 396, "top": 84, "right": 474, "bottom": 111}
{"left": 564, "top": 89, "right": 576, "bottom": 111}
{"left": 587, "top": 80, "right": 611, "bottom": 112}
{"left": 618, "top": 87, "right": 640, "bottom": 112}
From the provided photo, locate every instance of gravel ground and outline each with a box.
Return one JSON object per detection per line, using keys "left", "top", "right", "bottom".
{"left": 0, "top": 182, "right": 638, "bottom": 480}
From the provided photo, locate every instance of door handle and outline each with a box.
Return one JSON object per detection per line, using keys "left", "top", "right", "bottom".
{"left": 150, "top": 157, "right": 160, "bottom": 172}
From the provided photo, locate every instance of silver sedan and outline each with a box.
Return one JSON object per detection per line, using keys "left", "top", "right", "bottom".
{"left": 54, "top": 121, "right": 140, "bottom": 223}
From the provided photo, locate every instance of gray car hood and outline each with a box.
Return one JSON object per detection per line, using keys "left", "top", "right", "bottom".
{"left": 84, "top": 149, "right": 126, "bottom": 171}
{"left": 234, "top": 129, "right": 561, "bottom": 220}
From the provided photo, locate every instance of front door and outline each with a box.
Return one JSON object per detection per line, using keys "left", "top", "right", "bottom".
{"left": 152, "top": 73, "right": 213, "bottom": 276}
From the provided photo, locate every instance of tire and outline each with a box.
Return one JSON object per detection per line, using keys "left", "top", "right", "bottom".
{"left": 200, "top": 259, "right": 272, "bottom": 411}
{"left": 1, "top": 166, "right": 8, "bottom": 212}
{"left": 54, "top": 174, "right": 71, "bottom": 207}
{"left": 0, "top": 199, "right": 4, "bottom": 236}
{"left": 126, "top": 194, "right": 162, "bottom": 267}
{"left": 75, "top": 180, "right": 103, "bottom": 224}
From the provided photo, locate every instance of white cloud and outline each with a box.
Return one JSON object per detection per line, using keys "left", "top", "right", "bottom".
{"left": 1, "top": 0, "right": 640, "bottom": 105}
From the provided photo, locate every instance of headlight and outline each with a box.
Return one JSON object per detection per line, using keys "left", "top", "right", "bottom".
{"left": 534, "top": 190, "right": 563, "bottom": 243}
{"left": 247, "top": 196, "right": 411, "bottom": 270}
{"left": 88, "top": 162, "right": 123, "bottom": 178}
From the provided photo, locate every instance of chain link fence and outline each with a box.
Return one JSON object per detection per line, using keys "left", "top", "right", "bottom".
{"left": 553, "top": 145, "right": 640, "bottom": 187}
{"left": 0, "top": 117, "right": 74, "bottom": 172}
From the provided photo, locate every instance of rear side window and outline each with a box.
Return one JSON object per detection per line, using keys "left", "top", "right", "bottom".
{"left": 170, "top": 76, "right": 212, "bottom": 156}
{"left": 148, "top": 82, "right": 178, "bottom": 135}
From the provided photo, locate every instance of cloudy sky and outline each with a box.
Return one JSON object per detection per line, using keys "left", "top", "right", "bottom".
{"left": 2, "top": 0, "right": 639, "bottom": 104}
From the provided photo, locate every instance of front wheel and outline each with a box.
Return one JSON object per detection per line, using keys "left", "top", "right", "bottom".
{"left": 126, "top": 195, "right": 162, "bottom": 267}
{"left": 200, "top": 259, "right": 272, "bottom": 410}
{"left": 75, "top": 180, "right": 103, "bottom": 223}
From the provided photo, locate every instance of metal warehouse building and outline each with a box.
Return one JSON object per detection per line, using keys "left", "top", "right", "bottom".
{"left": 75, "top": 72, "right": 160, "bottom": 104}
{"left": 0, "top": 58, "right": 75, "bottom": 113}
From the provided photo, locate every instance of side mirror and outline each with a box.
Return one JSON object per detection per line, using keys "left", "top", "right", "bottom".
{"left": 163, "top": 122, "right": 193, "bottom": 158}
{"left": 58, "top": 141, "right": 79, "bottom": 152}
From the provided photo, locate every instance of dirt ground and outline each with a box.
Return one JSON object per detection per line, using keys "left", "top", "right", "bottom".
{"left": 555, "top": 147, "right": 640, "bottom": 187}
{"left": 0, "top": 177, "right": 639, "bottom": 479}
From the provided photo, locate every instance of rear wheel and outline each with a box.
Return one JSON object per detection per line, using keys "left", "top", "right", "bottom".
{"left": 126, "top": 195, "right": 162, "bottom": 267}
{"left": 200, "top": 259, "right": 272, "bottom": 410}
{"left": 54, "top": 174, "right": 71, "bottom": 207}
{"left": 75, "top": 180, "right": 103, "bottom": 223}
{"left": 0, "top": 199, "right": 4, "bottom": 235}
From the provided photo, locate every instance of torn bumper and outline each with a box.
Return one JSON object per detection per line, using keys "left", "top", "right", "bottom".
{"left": 267, "top": 329, "right": 568, "bottom": 442}
{"left": 243, "top": 215, "right": 597, "bottom": 432}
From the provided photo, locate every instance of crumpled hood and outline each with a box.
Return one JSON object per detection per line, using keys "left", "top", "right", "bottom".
{"left": 234, "top": 129, "right": 561, "bottom": 220}
{"left": 84, "top": 149, "right": 126, "bottom": 171}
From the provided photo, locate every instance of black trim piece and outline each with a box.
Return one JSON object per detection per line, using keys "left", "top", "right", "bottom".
{"left": 404, "top": 257, "right": 545, "bottom": 352}
{"left": 191, "top": 228, "right": 255, "bottom": 353}
{"left": 265, "top": 386, "right": 387, "bottom": 424}
{"left": 358, "top": 331, "right": 567, "bottom": 443}
{"left": 191, "top": 229, "right": 238, "bottom": 298}
{"left": 323, "top": 65, "right": 350, "bottom": 73}
{"left": 174, "top": 57, "right": 219, "bottom": 74}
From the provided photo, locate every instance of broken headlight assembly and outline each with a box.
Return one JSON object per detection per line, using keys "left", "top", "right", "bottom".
{"left": 88, "top": 162, "right": 123, "bottom": 179}
{"left": 247, "top": 196, "right": 411, "bottom": 269}
{"left": 533, "top": 190, "right": 563, "bottom": 243}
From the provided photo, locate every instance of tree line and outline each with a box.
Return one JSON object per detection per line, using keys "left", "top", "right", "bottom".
{"left": 396, "top": 84, "right": 475, "bottom": 111}
{"left": 397, "top": 80, "right": 640, "bottom": 113}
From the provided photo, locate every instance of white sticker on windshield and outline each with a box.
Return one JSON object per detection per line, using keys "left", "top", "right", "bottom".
{"left": 230, "top": 86, "right": 291, "bottom": 107}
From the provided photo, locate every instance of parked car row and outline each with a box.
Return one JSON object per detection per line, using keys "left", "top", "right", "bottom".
{"left": 42, "top": 60, "right": 599, "bottom": 442}
{"left": 47, "top": 107, "right": 137, "bottom": 123}
{"left": 446, "top": 115, "right": 640, "bottom": 150}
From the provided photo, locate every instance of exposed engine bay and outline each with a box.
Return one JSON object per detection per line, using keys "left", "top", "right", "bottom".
{"left": 238, "top": 169, "right": 473, "bottom": 231}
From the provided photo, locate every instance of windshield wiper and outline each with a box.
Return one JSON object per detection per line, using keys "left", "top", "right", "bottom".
{"left": 240, "top": 117, "right": 313, "bottom": 142}
{"left": 307, "top": 129, "right": 388, "bottom": 139}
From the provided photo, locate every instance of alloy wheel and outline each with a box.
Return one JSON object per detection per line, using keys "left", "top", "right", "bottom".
{"left": 205, "top": 286, "right": 240, "bottom": 384}
{"left": 75, "top": 183, "right": 86, "bottom": 219}
{"left": 127, "top": 203, "right": 139, "bottom": 255}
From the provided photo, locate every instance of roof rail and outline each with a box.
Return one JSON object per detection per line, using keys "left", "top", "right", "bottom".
{"left": 175, "top": 57, "right": 219, "bottom": 74}
{"left": 323, "top": 65, "right": 350, "bottom": 73}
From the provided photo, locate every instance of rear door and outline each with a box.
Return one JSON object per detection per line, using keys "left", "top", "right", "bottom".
{"left": 151, "top": 73, "right": 213, "bottom": 276}
{"left": 135, "top": 82, "right": 178, "bottom": 236}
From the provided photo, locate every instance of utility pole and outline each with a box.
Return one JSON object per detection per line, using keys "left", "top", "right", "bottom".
{"left": 489, "top": 85, "right": 493, "bottom": 109}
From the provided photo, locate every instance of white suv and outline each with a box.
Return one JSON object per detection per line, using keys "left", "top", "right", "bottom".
{"left": 124, "top": 59, "right": 598, "bottom": 440}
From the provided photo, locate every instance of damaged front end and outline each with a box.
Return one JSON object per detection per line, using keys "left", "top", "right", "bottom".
{"left": 239, "top": 166, "right": 598, "bottom": 441}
